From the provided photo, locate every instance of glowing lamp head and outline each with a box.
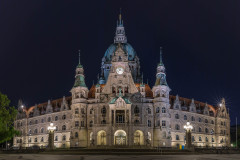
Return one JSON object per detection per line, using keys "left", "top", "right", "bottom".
{"left": 184, "top": 122, "right": 193, "bottom": 131}
{"left": 48, "top": 123, "right": 56, "bottom": 131}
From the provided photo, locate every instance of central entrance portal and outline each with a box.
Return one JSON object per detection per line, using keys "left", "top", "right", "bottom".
{"left": 114, "top": 130, "right": 127, "bottom": 146}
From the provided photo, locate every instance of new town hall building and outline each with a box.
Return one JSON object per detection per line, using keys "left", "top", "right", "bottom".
{"left": 14, "top": 13, "right": 230, "bottom": 149}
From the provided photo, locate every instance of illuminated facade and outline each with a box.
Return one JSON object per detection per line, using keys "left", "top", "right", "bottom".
{"left": 14, "top": 13, "right": 230, "bottom": 149}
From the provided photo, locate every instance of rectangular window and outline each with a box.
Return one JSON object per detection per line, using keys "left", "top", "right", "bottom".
{"left": 75, "top": 121, "right": 79, "bottom": 127}
{"left": 162, "top": 120, "right": 166, "bottom": 127}
{"left": 81, "top": 121, "right": 84, "bottom": 127}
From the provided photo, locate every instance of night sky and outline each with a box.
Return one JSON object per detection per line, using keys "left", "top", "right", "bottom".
{"left": 0, "top": 1, "right": 239, "bottom": 125}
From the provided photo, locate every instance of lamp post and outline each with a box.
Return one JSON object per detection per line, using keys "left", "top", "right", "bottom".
{"left": 184, "top": 122, "right": 193, "bottom": 149}
{"left": 47, "top": 122, "right": 56, "bottom": 150}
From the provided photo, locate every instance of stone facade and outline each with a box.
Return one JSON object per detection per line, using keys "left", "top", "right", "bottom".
{"left": 13, "top": 13, "right": 230, "bottom": 149}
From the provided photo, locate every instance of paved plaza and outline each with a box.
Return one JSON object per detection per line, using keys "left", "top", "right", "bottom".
{"left": 0, "top": 154, "right": 239, "bottom": 160}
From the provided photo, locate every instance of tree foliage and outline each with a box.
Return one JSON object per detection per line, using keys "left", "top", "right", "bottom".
{"left": 0, "top": 91, "right": 18, "bottom": 143}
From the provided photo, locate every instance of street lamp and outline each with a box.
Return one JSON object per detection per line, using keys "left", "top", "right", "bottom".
{"left": 47, "top": 123, "right": 56, "bottom": 150}
{"left": 184, "top": 122, "right": 193, "bottom": 149}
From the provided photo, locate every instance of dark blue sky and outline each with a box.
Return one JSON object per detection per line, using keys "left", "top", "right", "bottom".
{"left": 0, "top": 0, "right": 239, "bottom": 125}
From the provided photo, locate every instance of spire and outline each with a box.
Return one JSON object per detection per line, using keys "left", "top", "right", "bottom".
{"left": 119, "top": 8, "right": 122, "bottom": 25}
{"left": 154, "top": 46, "right": 168, "bottom": 86}
{"left": 158, "top": 47, "right": 164, "bottom": 66}
{"left": 73, "top": 50, "right": 87, "bottom": 88}
{"left": 77, "top": 50, "right": 83, "bottom": 68}
{"left": 78, "top": 50, "right": 81, "bottom": 64}
{"left": 114, "top": 9, "right": 127, "bottom": 43}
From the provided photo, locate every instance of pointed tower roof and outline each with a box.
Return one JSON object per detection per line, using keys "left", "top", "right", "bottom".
{"left": 77, "top": 50, "right": 83, "bottom": 68}
{"left": 114, "top": 9, "right": 127, "bottom": 43}
{"left": 154, "top": 47, "right": 168, "bottom": 86}
{"left": 73, "top": 50, "right": 87, "bottom": 88}
{"left": 158, "top": 47, "right": 164, "bottom": 66}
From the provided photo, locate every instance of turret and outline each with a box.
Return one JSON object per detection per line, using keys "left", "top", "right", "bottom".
{"left": 152, "top": 47, "right": 171, "bottom": 101}
{"left": 114, "top": 9, "right": 127, "bottom": 43}
{"left": 71, "top": 50, "right": 89, "bottom": 104}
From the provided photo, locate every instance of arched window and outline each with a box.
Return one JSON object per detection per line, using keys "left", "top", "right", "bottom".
{"left": 62, "top": 125, "right": 66, "bottom": 130}
{"left": 55, "top": 116, "right": 58, "bottom": 121}
{"left": 29, "top": 129, "right": 32, "bottom": 134}
{"left": 35, "top": 120, "right": 38, "bottom": 124}
{"left": 156, "top": 107, "right": 160, "bottom": 113}
{"left": 41, "top": 137, "right": 44, "bottom": 142}
{"left": 176, "top": 135, "right": 180, "bottom": 140}
{"left": 34, "top": 129, "right": 38, "bottom": 134}
{"left": 41, "top": 128, "right": 44, "bottom": 133}
{"left": 205, "top": 128, "right": 209, "bottom": 133}
{"left": 30, "top": 121, "right": 32, "bottom": 125}
{"left": 101, "top": 107, "right": 106, "bottom": 114}
{"left": 75, "top": 108, "right": 79, "bottom": 114}
{"left": 62, "top": 115, "right": 66, "bottom": 120}
{"left": 147, "top": 108, "right": 151, "bottom": 114}
{"left": 147, "top": 120, "right": 151, "bottom": 127}
{"left": 175, "top": 124, "right": 180, "bottom": 130}
{"left": 184, "top": 115, "right": 187, "bottom": 120}
{"left": 162, "top": 107, "right": 166, "bottom": 113}
{"left": 191, "top": 116, "right": 195, "bottom": 121}
{"left": 48, "top": 117, "right": 51, "bottom": 122}
{"left": 55, "top": 136, "right": 58, "bottom": 141}
{"left": 199, "top": 136, "right": 202, "bottom": 141}
{"left": 34, "top": 137, "right": 37, "bottom": 142}
{"left": 199, "top": 127, "right": 202, "bottom": 132}
{"left": 89, "top": 121, "right": 93, "bottom": 127}
{"left": 205, "top": 137, "right": 209, "bottom": 142}
{"left": 81, "top": 108, "right": 85, "bottom": 114}
{"left": 175, "top": 114, "right": 179, "bottom": 119}
{"left": 212, "top": 138, "right": 214, "bottom": 142}
{"left": 211, "top": 120, "right": 214, "bottom": 124}
{"left": 134, "top": 106, "right": 139, "bottom": 114}
{"left": 205, "top": 119, "right": 208, "bottom": 123}
{"left": 90, "top": 108, "right": 93, "bottom": 114}
{"left": 62, "top": 135, "right": 66, "bottom": 141}
{"left": 75, "top": 132, "right": 78, "bottom": 138}
{"left": 198, "top": 117, "right": 202, "bottom": 122}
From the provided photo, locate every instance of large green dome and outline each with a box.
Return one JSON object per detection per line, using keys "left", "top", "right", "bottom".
{"left": 103, "top": 43, "right": 136, "bottom": 62}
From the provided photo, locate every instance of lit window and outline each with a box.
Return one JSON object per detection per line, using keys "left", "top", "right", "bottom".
{"left": 162, "top": 107, "right": 166, "bottom": 113}
{"left": 162, "top": 120, "right": 166, "bottom": 127}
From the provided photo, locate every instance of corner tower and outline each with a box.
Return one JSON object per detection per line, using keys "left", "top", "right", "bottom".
{"left": 71, "top": 51, "right": 89, "bottom": 103}
{"left": 152, "top": 47, "right": 172, "bottom": 147}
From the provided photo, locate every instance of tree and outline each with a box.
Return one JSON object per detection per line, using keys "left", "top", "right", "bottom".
{"left": 0, "top": 91, "right": 19, "bottom": 143}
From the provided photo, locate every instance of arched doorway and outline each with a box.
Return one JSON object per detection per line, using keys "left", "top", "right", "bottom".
{"left": 114, "top": 130, "right": 127, "bottom": 145}
{"left": 134, "top": 130, "right": 144, "bottom": 145}
{"left": 97, "top": 130, "right": 106, "bottom": 145}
